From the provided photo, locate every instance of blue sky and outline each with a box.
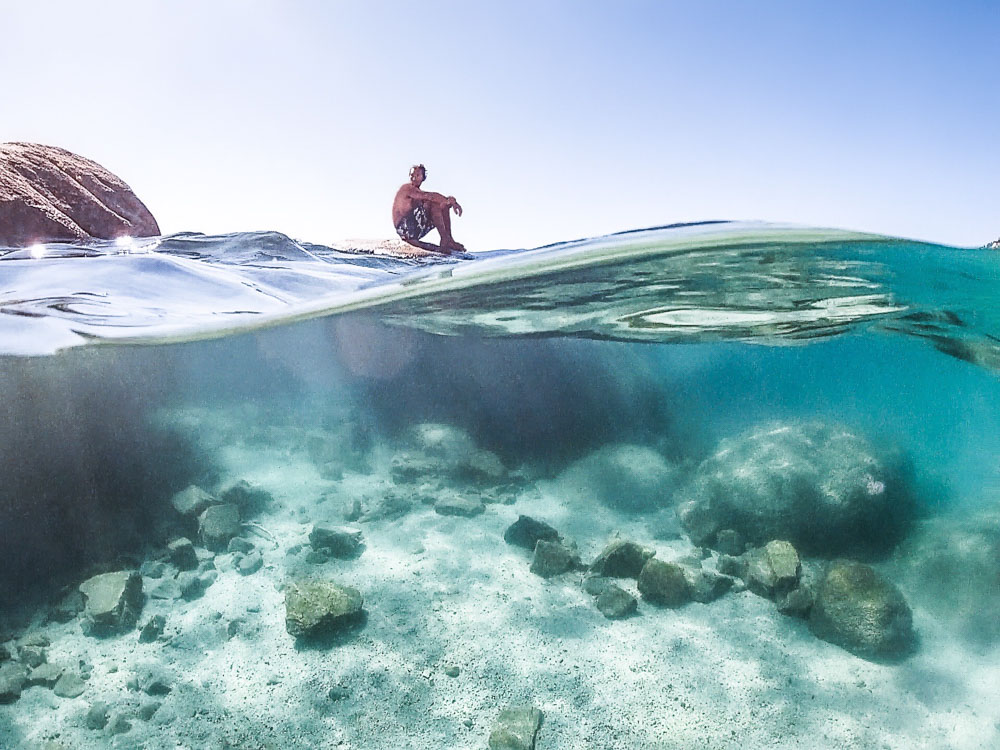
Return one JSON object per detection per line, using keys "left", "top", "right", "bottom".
{"left": 4, "top": 1, "right": 998, "bottom": 248}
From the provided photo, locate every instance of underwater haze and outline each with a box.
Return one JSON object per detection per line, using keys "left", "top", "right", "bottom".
{"left": 1, "top": 223, "right": 999, "bottom": 748}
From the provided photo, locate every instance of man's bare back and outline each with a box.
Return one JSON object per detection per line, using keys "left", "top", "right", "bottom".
{"left": 392, "top": 164, "right": 465, "bottom": 254}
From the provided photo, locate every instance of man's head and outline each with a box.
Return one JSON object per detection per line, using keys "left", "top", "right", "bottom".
{"left": 409, "top": 164, "right": 426, "bottom": 186}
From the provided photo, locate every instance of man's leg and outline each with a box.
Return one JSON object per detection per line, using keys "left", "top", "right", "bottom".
{"left": 403, "top": 237, "right": 442, "bottom": 253}
{"left": 428, "top": 203, "right": 464, "bottom": 251}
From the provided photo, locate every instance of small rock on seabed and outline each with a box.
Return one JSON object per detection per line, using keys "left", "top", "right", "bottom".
{"left": 488, "top": 706, "right": 543, "bottom": 750}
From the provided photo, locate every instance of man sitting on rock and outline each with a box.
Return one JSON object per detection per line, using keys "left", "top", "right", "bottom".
{"left": 392, "top": 164, "right": 466, "bottom": 254}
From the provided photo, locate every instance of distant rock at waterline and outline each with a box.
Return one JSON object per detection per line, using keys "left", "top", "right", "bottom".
{"left": 285, "top": 579, "right": 364, "bottom": 640}
{"left": 488, "top": 705, "right": 543, "bottom": 750}
{"left": 0, "top": 141, "right": 159, "bottom": 247}
{"left": 808, "top": 561, "right": 915, "bottom": 660}
{"left": 78, "top": 571, "right": 143, "bottom": 636}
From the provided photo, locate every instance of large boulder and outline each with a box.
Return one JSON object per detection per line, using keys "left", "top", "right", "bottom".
{"left": 891, "top": 509, "right": 1000, "bottom": 645}
{"left": 0, "top": 142, "right": 159, "bottom": 247}
{"left": 808, "top": 561, "right": 915, "bottom": 661}
{"left": 555, "top": 444, "right": 679, "bottom": 513}
{"left": 677, "top": 422, "right": 913, "bottom": 555}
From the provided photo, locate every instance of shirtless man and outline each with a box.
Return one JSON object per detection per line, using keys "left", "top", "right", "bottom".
{"left": 392, "top": 164, "right": 466, "bottom": 253}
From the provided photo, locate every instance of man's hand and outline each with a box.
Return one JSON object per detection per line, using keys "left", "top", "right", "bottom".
{"left": 447, "top": 197, "right": 463, "bottom": 217}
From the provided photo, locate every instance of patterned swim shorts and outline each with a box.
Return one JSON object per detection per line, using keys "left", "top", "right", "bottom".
{"left": 395, "top": 203, "right": 434, "bottom": 241}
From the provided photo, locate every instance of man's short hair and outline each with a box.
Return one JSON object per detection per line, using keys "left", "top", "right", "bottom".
{"left": 409, "top": 164, "right": 426, "bottom": 179}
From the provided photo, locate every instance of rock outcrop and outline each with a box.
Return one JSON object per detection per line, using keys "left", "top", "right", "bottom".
{"left": 986, "top": 238, "right": 999, "bottom": 250}
{"left": 677, "top": 422, "right": 912, "bottom": 555}
{"left": 0, "top": 142, "right": 159, "bottom": 247}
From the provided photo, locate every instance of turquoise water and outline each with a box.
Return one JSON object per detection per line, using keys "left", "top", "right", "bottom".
{"left": 1, "top": 223, "right": 999, "bottom": 748}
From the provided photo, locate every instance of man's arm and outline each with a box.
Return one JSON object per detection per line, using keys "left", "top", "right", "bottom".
{"left": 404, "top": 185, "right": 458, "bottom": 208}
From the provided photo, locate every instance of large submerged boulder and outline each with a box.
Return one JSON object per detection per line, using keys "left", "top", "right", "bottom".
{"left": 0, "top": 142, "right": 159, "bottom": 247}
{"left": 891, "top": 509, "right": 1000, "bottom": 646}
{"left": 677, "top": 422, "right": 913, "bottom": 555}
{"left": 555, "top": 444, "right": 680, "bottom": 513}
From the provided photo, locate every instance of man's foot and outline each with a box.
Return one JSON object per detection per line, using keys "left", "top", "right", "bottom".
{"left": 444, "top": 240, "right": 467, "bottom": 253}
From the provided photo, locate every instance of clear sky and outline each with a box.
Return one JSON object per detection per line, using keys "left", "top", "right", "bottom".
{"left": 4, "top": 1, "right": 998, "bottom": 249}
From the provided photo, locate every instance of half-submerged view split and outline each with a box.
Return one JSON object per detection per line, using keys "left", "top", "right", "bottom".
{"left": 1, "top": 217, "right": 999, "bottom": 749}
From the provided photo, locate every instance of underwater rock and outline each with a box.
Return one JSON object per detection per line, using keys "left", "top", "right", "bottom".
{"left": 459, "top": 449, "right": 508, "bottom": 482}
{"left": 714, "top": 529, "right": 746, "bottom": 556}
{"left": 238, "top": 550, "right": 264, "bottom": 575}
{"left": 284, "top": 579, "right": 364, "bottom": 640}
{"left": 716, "top": 554, "right": 748, "bottom": 580}
{"left": 108, "top": 712, "right": 133, "bottom": 735}
{"left": 139, "top": 615, "right": 166, "bottom": 643}
{"left": 309, "top": 524, "right": 364, "bottom": 558}
{"left": 746, "top": 541, "right": 801, "bottom": 599}
{"left": 198, "top": 503, "right": 241, "bottom": 551}
{"left": 434, "top": 495, "right": 485, "bottom": 517}
{"left": 504, "top": 515, "right": 561, "bottom": 551}
{"left": 27, "top": 662, "right": 63, "bottom": 687}
{"left": 228, "top": 537, "right": 255, "bottom": 555}
{"left": 0, "top": 141, "right": 159, "bottom": 247}
{"left": 596, "top": 584, "right": 638, "bottom": 619}
{"left": 412, "top": 422, "right": 475, "bottom": 456}
{"left": 684, "top": 567, "right": 734, "bottom": 603}
{"left": 170, "top": 485, "right": 216, "bottom": 517}
{"left": 138, "top": 700, "right": 162, "bottom": 721}
{"left": 78, "top": 571, "right": 143, "bottom": 636}
{"left": 139, "top": 560, "right": 168, "bottom": 579}
{"left": 220, "top": 480, "right": 274, "bottom": 516}
{"left": 17, "top": 644, "right": 47, "bottom": 668}
{"left": 136, "top": 665, "right": 173, "bottom": 695}
{"left": 148, "top": 578, "right": 182, "bottom": 600}
{"left": 0, "top": 662, "right": 28, "bottom": 703}
{"left": 48, "top": 589, "right": 85, "bottom": 623}
{"left": 176, "top": 570, "right": 215, "bottom": 600}
{"left": 582, "top": 575, "right": 615, "bottom": 597}
{"left": 776, "top": 584, "right": 815, "bottom": 618}
{"left": 556, "top": 444, "right": 679, "bottom": 514}
{"left": 86, "top": 701, "right": 111, "bottom": 730}
{"left": 637, "top": 559, "right": 691, "bottom": 607}
{"left": 488, "top": 705, "right": 543, "bottom": 750}
{"left": 530, "top": 540, "right": 580, "bottom": 578}
{"left": 52, "top": 671, "right": 86, "bottom": 698}
{"left": 808, "top": 561, "right": 915, "bottom": 660}
{"left": 167, "top": 537, "right": 199, "bottom": 571}
{"left": 590, "top": 539, "right": 655, "bottom": 579}
{"left": 891, "top": 509, "right": 1000, "bottom": 645}
{"left": 678, "top": 422, "right": 911, "bottom": 555}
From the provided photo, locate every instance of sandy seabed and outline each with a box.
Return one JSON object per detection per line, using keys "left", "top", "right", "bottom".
{"left": 3, "top": 403, "right": 999, "bottom": 750}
